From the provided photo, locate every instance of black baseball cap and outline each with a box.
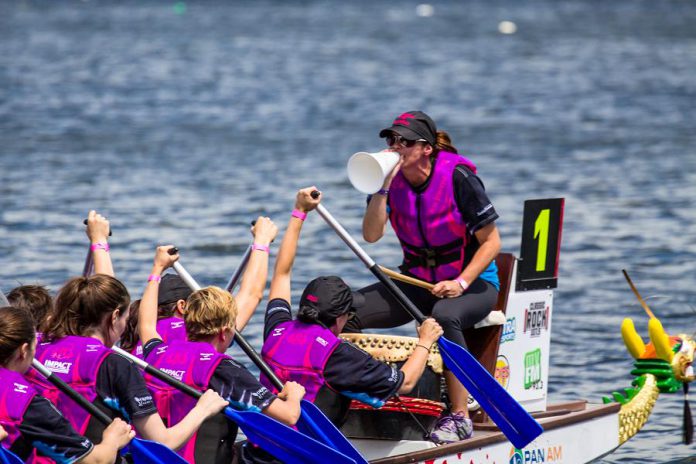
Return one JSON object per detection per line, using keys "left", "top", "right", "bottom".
{"left": 379, "top": 110, "right": 437, "bottom": 146}
{"left": 158, "top": 274, "right": 192, "bottom": 306}
{"left": 299, "top": 276, "right": 365, "bottom": 325}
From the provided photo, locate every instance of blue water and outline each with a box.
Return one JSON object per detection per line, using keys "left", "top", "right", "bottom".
{"left": 1, "top": 1, "right": 695, "bottom": 462}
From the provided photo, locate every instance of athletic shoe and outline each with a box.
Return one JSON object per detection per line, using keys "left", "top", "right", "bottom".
{"left": 429, "top": 412, "right": 474, "bottom": 444}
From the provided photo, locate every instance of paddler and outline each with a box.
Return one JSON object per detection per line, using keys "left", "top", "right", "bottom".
{"left": 26, "top": 212, "right": 228, "bottom": 453}
{"left": 136, "top": 242, "right": 306, "bottom": 464}
{"left": 345, "top": 111, "right": 502, "bottom": 443}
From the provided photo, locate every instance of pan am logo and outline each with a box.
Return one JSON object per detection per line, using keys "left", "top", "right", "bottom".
{"left": 509, "top": 445, "right": 563, "bottom": 463}
{"left": 494, "top": 355, "right": 510, "bottom": 389}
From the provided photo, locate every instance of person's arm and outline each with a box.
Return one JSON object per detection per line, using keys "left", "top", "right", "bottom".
{"left": 138, "top": 246, "right": 179, "bottom": 345}
{"left": 362, "top": 154, "right": 402, "bottom": 242}
{"left": 80, "top": 419, "right": 133, "bottom": 464}
{"left": 262, "top": 381, "right": 305, "bottom": 425}
{"left": 267, "top": 187, "right": 321, "bottom": 303}
{"left": 234, "top": 217, "right": 278, "bottom": 331}
{"left": 132, "top": 389, "right": 227, "bottom": 451}
{"left": 397, "top": 318, "right": 443, "bottom": 393}
{"left": 430, "top": 223, "right": 501, "bottom": 299}
{"left": 86, "top": 210, "right": 113, "bottom": 277}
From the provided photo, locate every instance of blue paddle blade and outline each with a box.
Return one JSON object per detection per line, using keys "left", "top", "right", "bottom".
{"left": 126, "top": 437, "right": 189, "bottom": 464}
{"left": 223, "top": 407, "right": 356, "bottom": 464}
{"left": 296, "top": 400, "right": 368, "bottom": 464}
{"left": 437, "top": 336, "right": 543, "bottom": 449}
{"left": 0, "top": 446, "right": 24, "bottom": 464}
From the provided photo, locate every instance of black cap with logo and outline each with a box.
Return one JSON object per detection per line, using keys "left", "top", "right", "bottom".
{"left": 298, "top": 276, "right": 365, "bottom": 326}
{"left": 379, "top": 110, "right": 437, "bottom": 146}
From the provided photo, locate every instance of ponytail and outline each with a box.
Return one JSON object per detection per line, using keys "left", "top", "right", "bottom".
{"left": 43, "top": 274, "right": 130, "bottom": 343}
{"left": 434, "top": 130, "right": 458, "bottom": 154}
{"left": 0, "top": 306, "right": 36, "bottom": 366}
{"left": 119, "top": 299, "right": 141, "bottom": 352}
{"left": 297, "top": 305, "right": 321, "bottom": 325}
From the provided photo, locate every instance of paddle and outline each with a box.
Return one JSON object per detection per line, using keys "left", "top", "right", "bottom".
{"left": 219, "top": 246, "right": 369, "bottom": 464}
{"left": 31, "top": 359, "right": 188, "bottom": 464}
{"left": 313, "top": 194, "right": 544, "bottom": 450}
{"left": 225, "top": 245, "right": 252, "bottom": 292}
{"left": 111, "top": 346, "right": 355, "bottom": 464}
{"left": 0, "top": 294, "right": 31, "bottom": 464}
{"left": 172, "top": 259, "right": 368, "bottom": 464}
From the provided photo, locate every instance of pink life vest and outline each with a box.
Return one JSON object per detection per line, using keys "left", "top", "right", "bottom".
{"left": 0, "top": 367, "right": 38, "bottom": 453}
{"left": 27, "top": 336, "right": 111, "bottom": 435}
{"left": 144, "top": 340, "right": 226, "bottom": 463}
{"left": 388, "top": 151, "right": 478, "bottom": 283}
{"left": 132, "top": 317, "right": 187, "bottom": 359}
{"left": 260, "top": 320, "right": 340, "bottom": 402}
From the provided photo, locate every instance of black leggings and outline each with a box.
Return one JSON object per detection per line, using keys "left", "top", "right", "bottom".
{"left": 343, "top": 278, "right": 498, "bottom": 349}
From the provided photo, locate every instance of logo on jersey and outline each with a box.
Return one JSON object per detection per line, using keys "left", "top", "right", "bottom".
{"left": 44, "top": 360, "right": 72, "bottom": 374}
{"left": 14, "top": 383, "right": 29, "bottom": 394}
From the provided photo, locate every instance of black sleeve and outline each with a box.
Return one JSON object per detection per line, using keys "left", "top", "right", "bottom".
{"left": 96, "top": 353, "right": 158, "bottom": 421}
{"left": 208, "top": 360, "right": 277, "bottom": 412}
{"left": 323, "top": 342, "right": 404, "bottom": 408}
{"left": 16, "top": 396, "right": 93, "bottom": 464}
{"left": 452, "top": 165, "right": 499, "bottom": 234}
{"left": 141, "top": 338, "right": 164, "bottom": 360}
{"left": 263, "top": 298, "right": 293, "bottom": 340}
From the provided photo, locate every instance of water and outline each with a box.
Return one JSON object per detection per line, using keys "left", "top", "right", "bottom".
{"left": 1, "top": 1, "right": 695, "bottom": 461}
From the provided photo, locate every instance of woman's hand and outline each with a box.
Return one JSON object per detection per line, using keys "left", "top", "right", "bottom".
{"left": 101, "top": 418, "right": 135, "bottom": 450}
{"left": 381, "top": 150, "right": 404, "bottom": 189}
{"left": 251, "top": 216, "right": 278, "bottom": 245}
{"left": 193, "top": 389, "right": 229, "bottom": 419}
{"left": 295, "top": 186, "right": 321, "bottom": 213}
{"left": 153, "top": 245, "right": 179, "bottom": 273}
{"left": 277, "top": 381, "right": 306, "bottom": 402}
{"left": 86, "top": 210, "right": 110, "bottom": 244}
{"left": 417, "top": 318, "right": 443, "bottom": 347}
{"left": 431, "top": 279, "right": 466, "bottom": 299}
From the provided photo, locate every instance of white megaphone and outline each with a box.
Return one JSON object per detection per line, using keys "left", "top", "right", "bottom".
{"left": 347, "top": 151, "right": 400, "bottom": 194}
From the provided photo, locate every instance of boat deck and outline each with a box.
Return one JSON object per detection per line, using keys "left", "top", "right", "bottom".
{"left": 349, "top": 401, "right": 621, "bottom": 463}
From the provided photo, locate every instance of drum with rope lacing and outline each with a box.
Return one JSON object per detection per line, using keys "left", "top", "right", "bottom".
{"left": 338, "top": 333, "right": 445, "bottom": 440}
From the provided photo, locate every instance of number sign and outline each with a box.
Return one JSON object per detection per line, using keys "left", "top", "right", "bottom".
{"left": 516, "top": 198, "right": 564, "bottom": 291}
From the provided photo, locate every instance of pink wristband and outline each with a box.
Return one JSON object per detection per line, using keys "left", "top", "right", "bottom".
{"left": 148, "top": 274, "right": 162, "bottom": 283}
{"left": 455, "top": 277, "right": 468, "bottom": 290}
{"left": 90, "top": 242, "right": 110, "bottom": 252}
{"left": 291, "top": 209, "right": 307, "bottom": 221}
{"left": 251, "top": 243, "right": 270, "bottom": 253}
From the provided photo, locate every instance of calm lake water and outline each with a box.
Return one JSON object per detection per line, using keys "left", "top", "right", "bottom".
{"left": 1, "top": 1, "right": 695, "bottom": 462}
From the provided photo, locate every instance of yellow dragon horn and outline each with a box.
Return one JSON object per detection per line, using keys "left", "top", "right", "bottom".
{"left": 648, "top": 317, "right": 674, "bottom": 362}
{"left": 622, "top": 318, "right": 646, "bottom": 359}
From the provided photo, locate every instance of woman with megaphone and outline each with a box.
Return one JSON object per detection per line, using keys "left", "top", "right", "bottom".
{"left": 344, "top": 111, "right": 502, "bottom": 445}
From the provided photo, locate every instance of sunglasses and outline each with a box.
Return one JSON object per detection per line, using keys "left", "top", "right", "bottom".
{"left": 386, "top": 134, "right": 427, "bottom": 148}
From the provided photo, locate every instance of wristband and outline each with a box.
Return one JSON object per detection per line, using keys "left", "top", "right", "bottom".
{"left": 455, "top": 277, "right": 468, "bottom": 290}
{"left": 415, "top": 344, "right": 431, "bottom": 352}
{"left": 148, "top": 274, "right": 162, "bottom": 283}
{"left": 251, "top": 243, "right": 270, "bottom": 253}
{"left": 90, "top": 242, "right": 110, "bottom": 252}
{"left": 291, "top": 209, "right": 307, "bottom": 221}
{"left": 376, "top": 188, "right": 389, "bottom": 196}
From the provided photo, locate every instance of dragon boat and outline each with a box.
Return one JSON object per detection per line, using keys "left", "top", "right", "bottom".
{"left": 329, "top": 199, "right": 695, "bottom": 464}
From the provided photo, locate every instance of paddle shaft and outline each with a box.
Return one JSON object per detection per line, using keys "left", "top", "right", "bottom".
{"left": 378, "top": 266, "right": 435, "bottom": 291}
{"left": 32, "top": 360, "right": 113, "bottom": 425}
{"left": 225, "top": 245, "right": 252, "bottom": 292}
{"left": 172, "top": 262, "right": 288, "bottom": 390}
{"left": 622, "top": 269, "right": 656, "bottom": 319}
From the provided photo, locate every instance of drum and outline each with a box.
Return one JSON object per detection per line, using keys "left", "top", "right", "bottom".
{"left": 338, "top": 333, "right": 445, "bottom": 440}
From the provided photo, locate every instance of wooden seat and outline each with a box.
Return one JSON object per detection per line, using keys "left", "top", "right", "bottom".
{"left": 462, "top": 252, "right": 515, "bottom": 423}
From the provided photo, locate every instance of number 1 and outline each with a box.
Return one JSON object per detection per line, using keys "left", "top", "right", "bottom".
{"left": 534, "top": 209, "right": 550, "bottom": 272}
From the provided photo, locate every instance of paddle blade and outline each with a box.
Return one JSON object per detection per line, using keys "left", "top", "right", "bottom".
{"left": 0, "top": 447, "right": 24, "bottom": 464}
{"left": 127, "top": 437, "right": 189, "bottom": 464}
{"left": 223, "top": 407, "right": 356, "bottom": 464}
{"left": 438, "top": 336, "right": 543, "bottom": 449}
{"left": 297, "top": 400, "right": 368, "bottom": 464}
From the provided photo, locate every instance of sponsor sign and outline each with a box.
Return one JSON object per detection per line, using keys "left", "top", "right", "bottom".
{"left": 523, "top": 302, "right": 549, "bottom": 337}
{"left": 509, "top": 445, "right": 563, "bottom": 463}
{"left": 44, "top": 359, "right": 72, "bottom": 374}
{"left": 524, "top": 348, "right": 542, "bottom": 390}
{"left": 495, "top": 355, "right": 510, "bottom": 390}
{"left": 501, "top": 317, "right": 516, "bottom": 343}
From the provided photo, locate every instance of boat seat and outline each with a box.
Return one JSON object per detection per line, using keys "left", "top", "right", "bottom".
{"left": 462, "top": 252, "right": 515, "bottom": 423}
